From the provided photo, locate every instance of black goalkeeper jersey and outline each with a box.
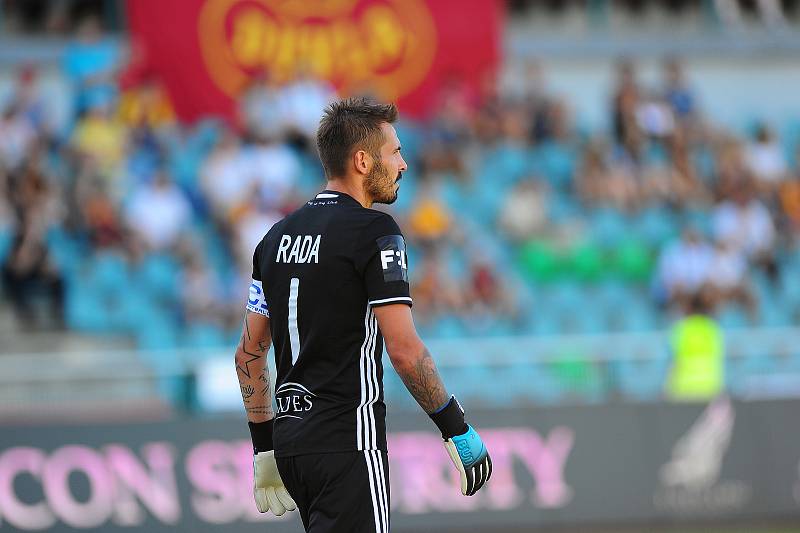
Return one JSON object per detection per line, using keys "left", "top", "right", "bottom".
{"left": 246, "top": 190, "right": 412, "bottom": 458}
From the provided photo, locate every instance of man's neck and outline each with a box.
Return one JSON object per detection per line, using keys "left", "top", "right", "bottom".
{"left": 325, "top": 180, "right": 371, "bottom": 208}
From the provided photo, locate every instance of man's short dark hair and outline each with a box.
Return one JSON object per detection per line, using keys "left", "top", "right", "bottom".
{"left": 316, "top": 97, "right": 398, "bottom": 179}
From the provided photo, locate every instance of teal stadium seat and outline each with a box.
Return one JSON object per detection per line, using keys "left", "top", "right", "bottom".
{"left": 717, "top": 305, "right": 751, "bottom": 330}
{"left": 137, "top": 253, "right": 181, "bottom": 304}
{"left": 588, "top": 208, "right": 629, "bottom": 247}
{"left": 182, "top": 322, "right": 226, "bottom": 351}
{"left": 633, "top": 206, "right": 678, "bottom": 246}
{"left": 531, "top": 141, "right": 576, "bottom": 191}
{"left": 613, "top": 342, "right": 670, "bottom": 401}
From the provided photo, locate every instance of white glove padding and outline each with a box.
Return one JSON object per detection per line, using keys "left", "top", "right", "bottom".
{"left": 253, "top": 450, "right": 297, "bottom": 515}
{"left": 443, "top": 425, "right": 492, "bottom": 496}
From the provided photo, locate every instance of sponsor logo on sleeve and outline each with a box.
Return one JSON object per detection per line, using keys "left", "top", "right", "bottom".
{"left": 246, "top": 279, "right": 269, "bottom": 316}
{"left": 376, "top": 235, "right": 408, "bottom": 282}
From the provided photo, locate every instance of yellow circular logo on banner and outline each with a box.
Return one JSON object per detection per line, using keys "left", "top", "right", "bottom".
{"left": 198, "top": 0, "right": 437, "bottom": 101}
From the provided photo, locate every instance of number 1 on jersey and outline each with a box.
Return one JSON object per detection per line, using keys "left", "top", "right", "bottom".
{"left": 288, "top": 277, "right": 300, "bottom": 364}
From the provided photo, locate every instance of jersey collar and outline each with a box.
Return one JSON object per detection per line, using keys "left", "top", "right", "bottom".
{"left": 316, "top": 190, "right": 361, "bottom": 206}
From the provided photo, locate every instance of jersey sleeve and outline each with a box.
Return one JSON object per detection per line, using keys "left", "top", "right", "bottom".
{"left": 355, "top": 213, "right": 412, "bottom": 308}
{"left": 246, "top": 239, "right": 269, "bottom": 317}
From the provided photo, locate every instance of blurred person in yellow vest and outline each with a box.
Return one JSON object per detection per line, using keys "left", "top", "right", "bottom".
{"left": 666, "top": 293, "right": 724, "bottom": 401}
{"left": 70, "top": 97, "right": 127, "bottom": 178}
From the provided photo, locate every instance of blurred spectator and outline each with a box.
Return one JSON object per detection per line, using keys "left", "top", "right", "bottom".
{"left": 498, "top": 179, "right": 548, "bottom": 242}
{"left": 611, "top": 59, "right": 643, "bottom": 156}
{"left": 666, "top": 295, "right": 724, "bottom": 402}
{"left": 712, "top": 185, "right": 776, "bottom": 274}
{"left": 2, "top": 161, "right": 63, "bottom": 328}
{"left": 124, "top": 171, "right": 192, "bottom": 251}
{"left": 62, "top": 15, "right": 120, "bottom": 117}
{"left": 644, "top": 130, "right": 706, "bottom": 206}
{"left": 201, "top": 129, "right": 247, "bottom": 221}
{"left": 465, "top": 258, "right": 517, "bottom": 321}
{"left": 6, "top": 65, "right": 49, "bottom": 133}
{"left": 407, "top": 182, "right": 453, "bottom": 248}
{"left": 656, "top": 228, "right": 715, "bottom": 310}
{"left": 410, "top": 253, "right": 463, "bottom": 324}
{"left": 576, "top": 138, "right": 639, "bottom": 210}
{"left": 429, "top": 75, "right": 478, "bottom": 146}
{"left": 280, "top": 65, "right": 337, "bottom": 149}
{"left": 118, "top": 77, "right": 176, "bottom": 131}
{"left": 239, "top": 71, "right": 288, "bottom": 141}
{"left": 744, "top": 124, "right": 788, "bottom": 190}
{"left": 233, "top": 188, "right": 283, "bottom": 271}
{"left": 1, "top": 213, "right": 64, "bottom": 329}
{"left": 70, "top": 100, "right": 128, "bottom": 179}
{"left": 707, "top": 239, "right": 756, "bottom": 316}
{"left": 662, "top": 57, "right": 697, "bottom": 124}
{"left": 779, "top": 175, "right": 800, "bottom": 234}
{"left": 180, "top": 252, "right": 224, "bottom": 325}
{"left": 75, "top": 175, "right": 124, "bottom": 248}
{"left": 243, "top": 135, "right": 301, "bottom": 211}
{"left": 0, "top": 105, "right": 37, "bottom": 171}
{"left": 635, "top": 91, "right": 675, "bottom": 141}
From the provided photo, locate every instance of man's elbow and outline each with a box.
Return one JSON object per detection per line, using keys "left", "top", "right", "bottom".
{"left": 385, "top": 336, "right": 425, "bottom": 369}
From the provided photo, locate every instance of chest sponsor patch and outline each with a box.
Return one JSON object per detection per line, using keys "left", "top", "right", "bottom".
{"left": 376, "top": 235, "right": 408, "bottom": 282}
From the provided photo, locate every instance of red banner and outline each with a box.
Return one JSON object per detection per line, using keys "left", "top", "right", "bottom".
{"left": 125, "top": 0, "right": 503, "bottom": 123}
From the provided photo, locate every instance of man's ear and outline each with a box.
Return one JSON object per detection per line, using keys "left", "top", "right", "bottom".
{"left": 353, "top": 149, "right": 372, "bottom": 176}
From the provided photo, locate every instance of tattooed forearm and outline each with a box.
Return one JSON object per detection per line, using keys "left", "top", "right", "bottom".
{"left": 246, "top": 406, "right": 272, "bottom": 416}
{"left": 235, "top": 309, "right": 273, "bottom": 422}
{"left": 395, "top": 347, "right": 449, "bottom": 414}
{"left": 240, "top": 385, "right": 255, "bottom": 403}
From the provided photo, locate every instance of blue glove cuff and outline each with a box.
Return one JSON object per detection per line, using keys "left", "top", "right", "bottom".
{"left": 449, "top": 425, "right": 488, "bottom": 469}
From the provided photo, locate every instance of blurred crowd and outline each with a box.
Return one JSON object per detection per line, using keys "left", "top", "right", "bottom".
{"left": 1, "top": 15, "right": 800, "bottom": 349}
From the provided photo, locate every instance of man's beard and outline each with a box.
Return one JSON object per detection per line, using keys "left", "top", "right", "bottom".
{"left": 364, "top": 157, "right": 399, "bottom": 205}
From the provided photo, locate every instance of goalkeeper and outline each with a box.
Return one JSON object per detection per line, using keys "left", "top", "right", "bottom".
{"left": 234, "top": 98, "right": 491, "bottom": 532}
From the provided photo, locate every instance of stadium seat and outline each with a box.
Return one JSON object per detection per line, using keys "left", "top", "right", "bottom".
{"left": 46, "top": 228, "right": 82, "bottom": 274}
{"left": 611, "top": 239, "right": 653, "bottom": 282}
{"left": 613, "top": 342, "right": 671, "bottom": 401}
{"left": 717, "top": 305, "right": 751, "bottom": 330}
{"left": 532, "top": 141, "right": 576, "bottom": 191}
{"left": 588, "top": 208, "right": 629, "bottom": 247}
{"left": 182, "top": 322, "right": 226, "bottom": 351}
{"left": 566, "top": 242, "right": 606, "bottom": 282}
{"left": 88, "top": 251, "right": 129, "bottom": 295}
{"left": 517, "top": 240, "right": 560, "bottom": 283}
{"left": 136, "top": 253, "right": 181, "bottom": 303}
{"left": 547, "top": 193, "right": 580, "bottom": 222}
{"left": 726, "top": 341, "right": 772, "bottom": 397}
{"left": 136, "top": 312, "right": 180, "bottom": 353}
{"left": 65, "top": 278, "right": 109, "bottom": 332}
{"left": 633, "top": 206, "right": 678, "bottom": 246}
{"left": 0, "top": 227, "right": 12, "bottom": 269}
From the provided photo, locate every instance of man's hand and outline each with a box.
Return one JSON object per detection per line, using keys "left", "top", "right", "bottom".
{"left": 428, "top": 395, "right": 492, "bottom": 496}
{"left": 443, "top": 425, "right": 492, "bottom": 496}
{"left": 253, "top": 450, "right": 296, "bottom": 516}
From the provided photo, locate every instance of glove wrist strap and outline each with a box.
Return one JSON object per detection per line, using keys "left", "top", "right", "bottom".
{"left": 248, "top": 419, "right": 274, "bottom": 454}
{"left": 429, "top": 395, "right": 467, "bottom": 439}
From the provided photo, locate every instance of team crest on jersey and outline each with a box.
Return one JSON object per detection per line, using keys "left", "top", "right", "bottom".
{"left": 376, "top": 235, "right": 408, "bottom": 282}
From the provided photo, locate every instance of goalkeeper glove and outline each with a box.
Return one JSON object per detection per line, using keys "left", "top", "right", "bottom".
{"left": 429, "top": 396, "right": 492, "bottom": 496}
{"left": 249, "top": 420, "right": 296, "bottom": 516}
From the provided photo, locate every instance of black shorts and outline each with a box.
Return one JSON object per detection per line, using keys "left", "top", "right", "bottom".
{"left": 276, "top": 450, "right": 391, "bottom": 533}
